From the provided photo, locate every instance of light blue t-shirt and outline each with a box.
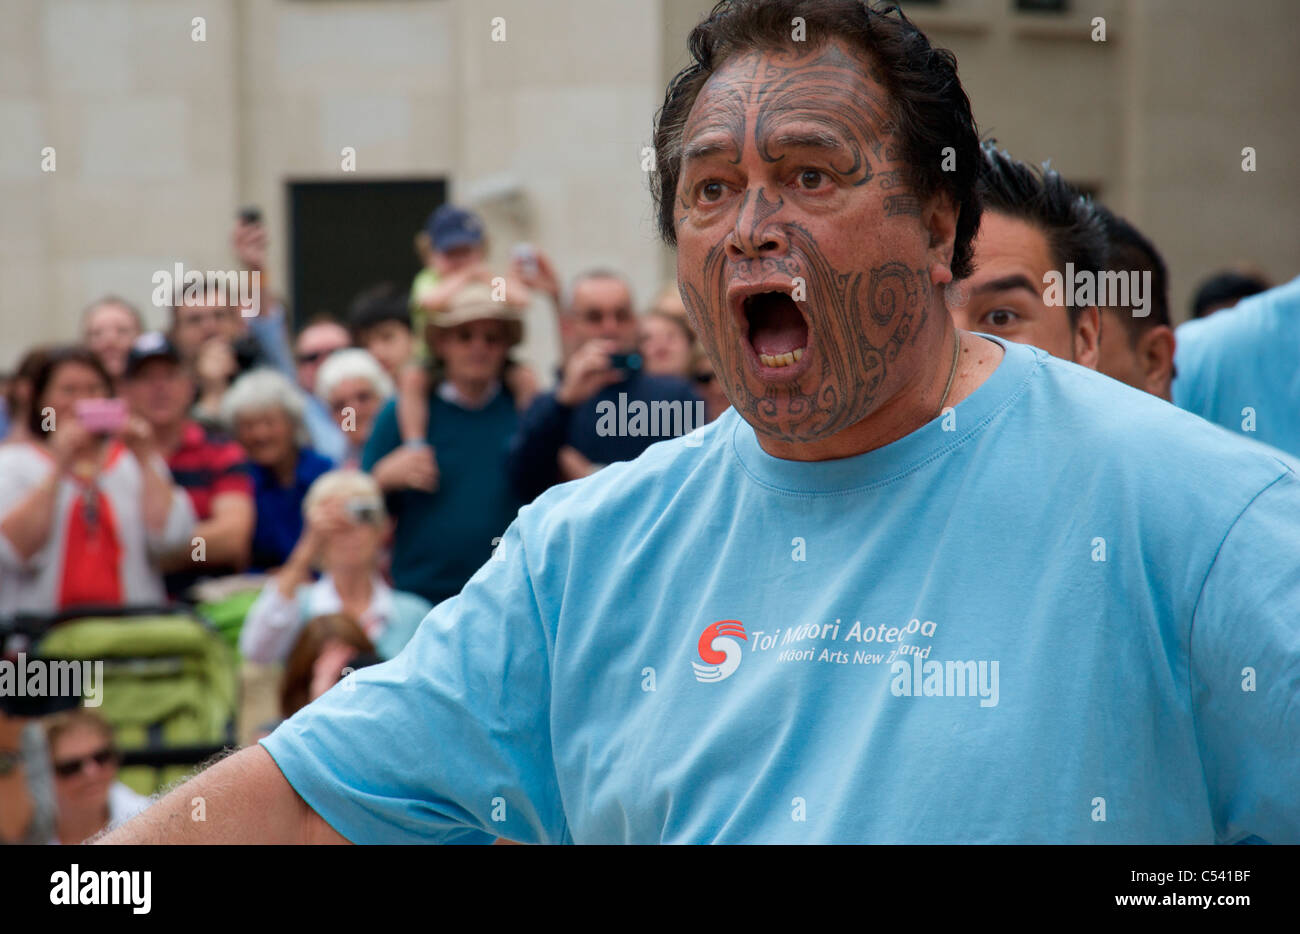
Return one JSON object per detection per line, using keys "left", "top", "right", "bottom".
{"left": 1173, "top": 274, "right": 1300, "bottom": 459}
{"left": 261, "top": 338, "right": 1300, "bottom": 844}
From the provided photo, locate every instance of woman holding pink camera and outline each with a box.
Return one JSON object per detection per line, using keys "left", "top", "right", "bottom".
{"left": 0, "top": 345, "right": 195, "bottom": 615}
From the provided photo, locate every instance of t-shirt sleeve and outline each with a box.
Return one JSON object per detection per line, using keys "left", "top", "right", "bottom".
{"left": 258, "top": 516, "right": 568, "bottom": 844}
{"left": 1189, "top": 468, "right": 1300, "bottom": 844}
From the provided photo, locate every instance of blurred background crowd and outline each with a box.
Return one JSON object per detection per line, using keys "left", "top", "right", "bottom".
{"left": 0, "top": 201, "right": 731, "bottom": 844}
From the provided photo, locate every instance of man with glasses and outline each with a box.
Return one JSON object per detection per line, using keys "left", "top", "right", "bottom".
{"left": 508, "top": 269, "right": 700, "bottom": 501}
{"left": 361, "top": 283, "right": 525, "bottom": 606}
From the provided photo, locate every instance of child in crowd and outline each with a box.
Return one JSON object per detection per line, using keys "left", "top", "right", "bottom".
{"left": 398, "top": 206, "right": 537, "bottom": 490}
{"left": 349, "top": 283, "right": 415, "bottom": 383}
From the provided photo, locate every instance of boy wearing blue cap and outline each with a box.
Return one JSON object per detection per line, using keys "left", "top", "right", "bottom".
{"left": 396, "top": 206, "right": 534, "bottom": 488}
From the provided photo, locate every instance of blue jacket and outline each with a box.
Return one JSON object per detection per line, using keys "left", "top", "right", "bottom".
{"left": 508, "top": 370, "right": 700, "bottom": 502}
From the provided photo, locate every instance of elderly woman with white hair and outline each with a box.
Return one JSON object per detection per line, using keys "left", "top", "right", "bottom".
{"left": 238, "top": 469, "right": 431, "bottom": 664}
{"left": 315, "top": 349, "right": 394, "bottom": 469}
{"left": 221, "top": 368, "right": 334, "bottom": 570}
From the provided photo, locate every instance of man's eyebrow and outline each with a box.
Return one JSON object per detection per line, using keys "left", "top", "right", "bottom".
{"left": 768, "top": 129, "right": 849, "bottom": 153}
{"left": 972, "top": 274, "right": 1041, "bottom": 296}
{"left": 681, "top": 137, "right": 738, "bottom": 163}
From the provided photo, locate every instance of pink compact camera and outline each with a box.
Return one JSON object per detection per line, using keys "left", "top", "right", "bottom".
{"left": 73, "top": 398, "right": 128, "bottom": 435}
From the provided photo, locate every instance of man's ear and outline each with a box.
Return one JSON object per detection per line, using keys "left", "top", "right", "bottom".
{"left": 1137, "top": 325, "right": 1176, "bottom": 401}
{"left": 1073, "top": 306, "right": 1101, "bottom": 370}
{"left": 922, "top": 192, "right": 959, "bottom": 288}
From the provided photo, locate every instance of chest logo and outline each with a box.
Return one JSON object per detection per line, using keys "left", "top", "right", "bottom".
{"left": 692, "top": 620, "right": 747, "bottom": 683}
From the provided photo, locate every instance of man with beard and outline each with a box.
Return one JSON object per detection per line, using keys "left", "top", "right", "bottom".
{"left": 104, "top": 0, "right": 1300, "bottom": 845}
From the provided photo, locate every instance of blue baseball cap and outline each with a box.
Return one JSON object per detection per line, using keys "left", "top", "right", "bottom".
{"left": 426, "top": 205, "right": 485, "bottom": 253}
{"left": 124, "top": 331, "right": 181, "bottom": 377}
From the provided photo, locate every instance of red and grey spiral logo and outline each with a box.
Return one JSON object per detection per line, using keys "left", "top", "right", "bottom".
{"left": 692, "top": 620, "right": 747, "bottom": 683}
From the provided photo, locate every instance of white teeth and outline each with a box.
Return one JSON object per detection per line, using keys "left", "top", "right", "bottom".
{"left": 758, "top": 350, "right": 804, "bottom": 368}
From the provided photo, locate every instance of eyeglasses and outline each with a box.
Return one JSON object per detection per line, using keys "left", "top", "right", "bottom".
{"left": 578, "top": 307, "right": 633, "bottom": 325}
{"left": 53, "top": 746, "right": 118, "bottom": 778}
{"left": 296, "top": 349, "right": 337, "bottom": 365}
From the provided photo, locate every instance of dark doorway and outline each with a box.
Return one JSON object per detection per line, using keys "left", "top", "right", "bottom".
{"left": 287, "top": 179, "right": 447, "bottom": 331}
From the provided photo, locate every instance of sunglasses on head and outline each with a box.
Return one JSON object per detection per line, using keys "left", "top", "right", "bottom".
{"left": 53, "top": 746, "right": 118, "bottom": 778}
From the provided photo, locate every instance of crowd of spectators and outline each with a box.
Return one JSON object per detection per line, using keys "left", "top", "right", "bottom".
{"left": 0, "top": 204, "right": 718, "bottom": 614}
{"left": 0, "top": 203, "right": 725, "bottom": 842}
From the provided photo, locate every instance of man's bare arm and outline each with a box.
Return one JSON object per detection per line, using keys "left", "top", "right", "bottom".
{"left": 97, "top": 744, "right": 349, "bottom": 844}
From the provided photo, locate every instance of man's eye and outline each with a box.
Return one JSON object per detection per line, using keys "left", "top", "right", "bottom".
{"left": 987, "top": 309, "right": 1019, "bottom": 327}
{"left": 797, "top": 169, "right": 825, "bottom": 190}
{"left": 697, "top": 181, "right": 725, "bottom": 203}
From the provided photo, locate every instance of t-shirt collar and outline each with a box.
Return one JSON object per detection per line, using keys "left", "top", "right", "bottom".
{"left": 730, "top": 335, "right": 1040, "bottom": 495}
{"left": 438, "top": 379, "right": 502, "bottom": 411}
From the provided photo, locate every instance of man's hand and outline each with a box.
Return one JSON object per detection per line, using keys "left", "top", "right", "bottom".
{"left": 48, "top": 414, "right": 97, "bottom": 473}
{"left": 509, "top": 247, "right": 561, "bottom": 305}
{"left": 232, "top": 218, "right": 269, "bottom": 316}
{"left": 232, "top": 218, "right": 267, "bottom": 272}
{"left": 119, "top": 414, "right": 157, "bottom": 462}
{"left": 372, "top": 444, "right": 439, "bottom": 493}
{"left": 555, "top": 339, "right": 625, "bottom": 408}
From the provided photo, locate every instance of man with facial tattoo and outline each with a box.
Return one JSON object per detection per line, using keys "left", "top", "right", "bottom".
{"left": 105, "top": 0, "right": 1300, "bottom": 845}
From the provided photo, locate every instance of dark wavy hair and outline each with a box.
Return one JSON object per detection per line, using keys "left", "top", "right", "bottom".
{"left": 1095, "top": 205, "right": 1171, "bottom": 336}
{"left": 975, "top": 141, "right": 1109, "bottom": 326}
{"left": 651, "top": 0, "right": 983, "bottom": 279}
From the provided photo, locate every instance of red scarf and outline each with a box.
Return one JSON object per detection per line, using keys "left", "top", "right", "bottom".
{"left": 57, "top": 475, "right": 124, "bottom": 610}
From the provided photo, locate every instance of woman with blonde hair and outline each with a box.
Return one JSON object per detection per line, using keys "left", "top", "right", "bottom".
{"left": 238, "top": 469, "right": 431, "bottom": 664}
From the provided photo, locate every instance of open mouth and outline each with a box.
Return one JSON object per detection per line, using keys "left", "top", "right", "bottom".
{"left": 744, "top": 291, "right": 809, "bottom": 369}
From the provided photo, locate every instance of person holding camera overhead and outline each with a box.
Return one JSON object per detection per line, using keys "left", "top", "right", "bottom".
{"left": 238, "top": 470, "right": 431, "bottom": 665}
{"left": 507, "top": 269, "right": 700, "bottom": 502}
{"left": 0, "top": 345, "right": 195, "bottom": 615}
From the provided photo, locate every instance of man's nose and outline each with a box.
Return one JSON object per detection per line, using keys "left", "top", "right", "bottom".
{"left": 725, "top": 188, "right": 788, "bottom": 261}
